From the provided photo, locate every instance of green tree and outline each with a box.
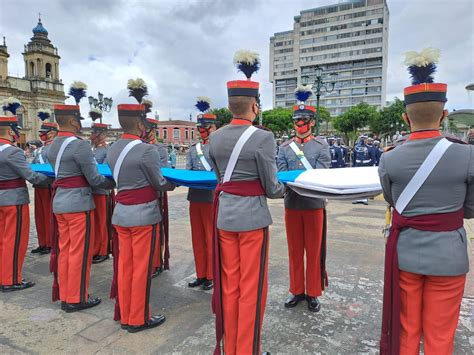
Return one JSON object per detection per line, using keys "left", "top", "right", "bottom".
{"left": 316, "top": 106, "right": 332, "bottom": 134}
{"left": 262, "top": 107, "right": 293, "bottom": 137}
{"left": 210, "top": 107, "right": 232, "bottom": 128}
{"left": 370, "top": 98, "right": 408, "bottom": 138}
{"left": 333, "top": 102, "right": 379, "bottom": 135}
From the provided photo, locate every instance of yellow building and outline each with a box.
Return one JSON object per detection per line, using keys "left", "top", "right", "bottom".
{"left": 0, "top": 17, "right": 65, "bottom": 144}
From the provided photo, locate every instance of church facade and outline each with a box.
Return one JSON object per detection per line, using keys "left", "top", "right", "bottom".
{"left": 0, "top": 17, "right": 65, "bottom": 144}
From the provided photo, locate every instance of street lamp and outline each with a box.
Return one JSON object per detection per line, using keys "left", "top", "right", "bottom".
{"left": 88, "top": 91, "right": 113, "bottom": 123}
{"left": 302, "top": 65, "right": 338, "bottom": 135}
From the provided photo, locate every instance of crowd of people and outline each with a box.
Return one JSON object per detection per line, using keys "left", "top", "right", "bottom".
{"left": 0, "top": 47, "right": 472, "bottom": 355}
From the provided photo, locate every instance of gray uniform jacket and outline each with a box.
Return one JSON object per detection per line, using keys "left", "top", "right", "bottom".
{"left": 47, "top": 136, "right": 115, "bottom": 214}
{"left": 277, "top": 138, "right": 331, "bottom": 210}
{"left": 107, "top": 138, "right": 174, "bottom": 227}
{"left": 379, "top": 137, "right": 474, "bottom": 276}
{"left": 155, "top": 142, "right": 169, "bottom": 168}
{"left": 32, "top": 144, "right": 53, "bottom": 188}
{"left": 92, "top": 145, "right": 108, "bottom": 195}
{"left": 209, "top": 124, "right": 285, "bottom": 232}
{"left": 186, "top": 143, "right": 214, "bottom": 203}
{"left": 0, "top": 142, "right": 50, "bottom": 207}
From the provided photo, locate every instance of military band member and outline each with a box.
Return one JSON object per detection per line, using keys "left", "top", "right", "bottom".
{"left": 108, "top": 104, "right": 174, "bottom": 332}
{"left": 186, "top": 97, "right": 216, "bottom": 291}
{"left": 379, "top": 48, "right": 473, "bottom": 354}
{"left": 353, "top": 136, "right": 375, "bottom": 167}
{"left": 209, "top": 50, "right": 285, "bottom": 355}
{"left": 277, "top": 85, "right": 331, "bottom": 313}
{"left": 336, "top": 137, "right": 349, "bottom": 167}
{"left": 90, "top": 122, "right": 111, "bottom": 264}
{"left": 48, "top": 104, "right": 115, "bottom": 312}
{"left": 328, "top": 136, "right": 344, "bottom": 168}
{"left": 31, "top": 115, "right": 58, "bottom": 255}
{"left": 0, "top": 106, "right": 50, "bottom": 292}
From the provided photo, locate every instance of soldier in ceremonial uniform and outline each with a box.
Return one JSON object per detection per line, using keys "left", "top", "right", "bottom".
{"left": 31, "top": 116, "right": 58, "bottom": 255}
{"left": 336, "top": 137, "right": 348, "bottom": 167}
{"left": 48, "top": 104, "right": 115, "bottom": 312}
{"left": 186, "top": 97, "right": 216, "bottom": 291}
{"left": 328, "top": 136, "right": 344, "bottom": 168}
{"left": 209, "top": 50, "right": 285, "bottom": 355}
{"left": 144, "top": 117, "right": 170, "bottom": 277}
{"left": 108, "top": 104, "right": 174, "bottom": 332}
{"left": 277, "top": 85, "right": 331, "bottom": 312}
{"left": 378, "top": 48, "right": 473, "bottom": 354}
{"left": 90, "top": 122, "right": 111, "bottom": 264}
{"left": 353, "top": 136, "right": 374, "bottom": 167}
{"left": 0, "top": 105, "right": 50, "bottom": 292}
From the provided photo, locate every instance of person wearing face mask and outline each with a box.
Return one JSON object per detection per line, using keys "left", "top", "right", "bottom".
{"left": 378, "top": 48, "right": 473, "bottom": 355}
{"left": 277, "top": 85, "right": 331, "bottom": 313}
{"left": 144, "top": 117, "right": 170, "bottom": 278}
{"left": 186, "top": 97, "right": 216, "bottom": 291}
{"left": 89, "top": 122, "right": 112, "bottom": 265}
{"left": 31, "top": 117, "right": 58, "bottom": 255}
{"left": 0, "top": 103, "right": 51, "bottom": 292}
{"left": 47, "top": 104, "right": 116, "bottom": 312}
{"left": 107, "top": 104, "right": 175, "bottom": 332}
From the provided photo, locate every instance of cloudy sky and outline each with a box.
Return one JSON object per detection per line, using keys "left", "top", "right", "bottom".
{"left": 1, "top": 0, "right": 473, "bottom": 127}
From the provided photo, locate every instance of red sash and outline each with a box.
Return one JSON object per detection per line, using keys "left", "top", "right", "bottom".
{"left": 212, "top": 180, "right": 265, "bottom": 355}
{"left": 0, "top": 178, "right": 27, "bottom": 190}
{"left": 380, "top": 209, "right": 464, "bottom": 355}
{"left": 50, "top": 176, "right": 90, "bottom": 302}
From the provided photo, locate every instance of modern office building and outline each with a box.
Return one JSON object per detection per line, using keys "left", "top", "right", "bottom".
{"left": 269, "top": 0, "right": 389, "bottom": 116}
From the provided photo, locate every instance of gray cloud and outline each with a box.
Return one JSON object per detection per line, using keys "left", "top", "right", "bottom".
{"left": 0, "top": 0, "right": 472, "bottom": 128}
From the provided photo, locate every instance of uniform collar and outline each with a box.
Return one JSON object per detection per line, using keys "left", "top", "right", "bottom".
{"left": 0, "top": 138, "right": 12, "bottom": 145}
{"left": 58, "top": 131, "right": 77, "bottom": 137}
{"left": 408, "top": 130, "right": 442, "bottom": 141}
{"left": 294, "top": 135, "right": 313, "bottom": 144}
{"left": 231, "top": 118, "right": 252, "bottom": 125}
{"left": 121, "top": 133, "right": 141, "bottom": 140}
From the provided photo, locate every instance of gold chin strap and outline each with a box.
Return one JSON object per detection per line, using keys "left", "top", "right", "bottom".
{"left": 383, "top": 204, "right": 392, "bottom": 243}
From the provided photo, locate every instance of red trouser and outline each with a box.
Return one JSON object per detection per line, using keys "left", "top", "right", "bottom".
{"left": 152, "top": 224, "right": 162, "bottom": 270}
{"left": 115, "top": 224, "right": 158, "bottom": 326}
{"left": 285, "top": 208, "right": 324, "bottom": 297}
{"left": 399, "top": 270, "right": 466, "bottom": 355}
{"left": 92, "top": 194, "right": 108, "bottom": 256}
{"left": 0, "top": 205, "right": 30, "bottom": 286}
{"left": 218, "top": 228, "right": 269, "bottom": 355}
{"left": 56, "top": 211, "right": 94, "bottom": 303}
{"left": 34, "top": 187, "right": 52, "bottom": 248}
{"left": 189, "top": 201, "right": 213, "bottom": 280}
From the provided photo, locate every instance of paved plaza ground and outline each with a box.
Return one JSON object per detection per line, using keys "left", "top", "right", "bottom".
{"left": 0, "top": 187, "right": 473, "bottom": 354}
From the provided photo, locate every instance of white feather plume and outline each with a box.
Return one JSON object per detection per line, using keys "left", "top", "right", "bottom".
{"left": 233, "top": 50, "right": 260, "bottom": 65}
{"left": 70, "top": 81, "right": 88, "bottom": 90}
{"left": 142, "top": 99, "right": 153, "bottom": 106}
{"left": 90, "top": 107, "right": 102, "bottom": 114}
{"left": 404, "top": 47, "right": 440, "bottom": 67}
{"left": 127, "top": 78, "right": 147, "bottom": 90}
{"left": 196, "top": 96, "right": 211, "bottom": 104}
{"left": 294, "top": 84, "right": 313, "bottom": 94}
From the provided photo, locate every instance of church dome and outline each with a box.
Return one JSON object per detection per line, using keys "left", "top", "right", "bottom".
{"left": 32, "top": 19, "right": 48, "bottom": 35}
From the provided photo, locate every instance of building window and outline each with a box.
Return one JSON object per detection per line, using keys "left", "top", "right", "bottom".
{"left": 45, "top": 63, "right": 52, "bottom": 78}
{"left": 156, "top": 129, "right": 160, "bottom": 138}
{"left": 191, "top": 130, "right": 195, "bottom": 140}
{"left": 185, "top": 130, "right": 189, "bottom": 140}
{"left": 173, "top": 128, "right": 180, "bottom": 139}
{"left": 30, "top": 62, "right": 35, "bottom": 76}
{"left": 163, "top": 129, "right": 168, "bottom": 139}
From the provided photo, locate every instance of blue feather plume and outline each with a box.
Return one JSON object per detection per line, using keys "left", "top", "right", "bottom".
{"left": 68, "top": 87, "right": 87, "bottom": 104}
{"left": 38, "top": 112, "right": 50, "bottom": 121}
{"left": 2, "top": 102, "right": 21, "bottom": 115}
{"left": 195, "top": 100, "right": 210, "bottom": 112}
{"left": 294, "top": 86, "right": 313, "bottom": 103}
{"left": 237, "top": 61, "right": 260, "bottom": 79}
{"left": 407, "top": 63, "right": 437, "bottom": 85}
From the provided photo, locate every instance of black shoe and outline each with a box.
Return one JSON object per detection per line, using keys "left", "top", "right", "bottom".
{"left": 202, "top": 279, "right": 214, "bottom": 291}
{"left": 31, "top": 246, "right": 45, "bottom": 254}
{"left": 39, "top": 247, "right": 51, "bottom": 255}
{"left": 262, "top": 352, "right": 271, "bottom": 355}
{"left": 61, "top": 302, "right": 67, "bottom": 310}
{"left": 352, "top": 199, "right": 369, "bottom": 205}
{"left": 128, "top": 314, "right": 166, "bottom": 333}
{"left": 63, "top": 297, "right": 101, "bottom": 313}
{"left": 152, "top": 267, "right": 162, "bottom": 279}
{"left": 121, "top": 324, "right": 129, "bottom": 330}
{"left": 92, "top": 255, "right": 109, "bottom": 264}
{"left": 188, "top": 278, "right": 206, "bottom": 288}
{"left": 306, "top": 296, "right": 321, "bottom": 312}
{"left": 284, "top": 294, "right": 306, "bottom": 308}
{"left": 1, "top": 280, "right": 35, "bottom": 292}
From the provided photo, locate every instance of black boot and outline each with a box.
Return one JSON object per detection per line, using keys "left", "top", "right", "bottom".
{"left": 39, "top": 247, "right": 51, "bottom": 255}
{"left": 31, "top": 246, "right": 45, "bottom": 254}
{"left": 1, "top": 280, "right": 35, "bottom": 292}
{"left": 63, "top": 297, "right": 101, "bottom": 313}
{"left": 202, "top": 279, "right": 214, "bottom": 291}
{"left": 128, "top": 314, "right": 166, "bottom": 333}
{"left": 306, "top": 296, "right": 321, "bottom": 312}
{"left": 152, "top": 267, "right": 162, "bottom": 279}
{"left": 188, "top": 278, "right": 206, "bottom": 288}
{"left": 92, "top": 255, "right": 109, "bottom": 264}
{"left": 284, "top": 294, "right": 306, "bottom": 308}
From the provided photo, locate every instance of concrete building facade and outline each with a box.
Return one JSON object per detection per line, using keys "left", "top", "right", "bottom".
{"left": 269, "top": 0, "right": 389, "bottom": 116}
{"left": 0, "top": 17, "right": 65, "bottom": 144}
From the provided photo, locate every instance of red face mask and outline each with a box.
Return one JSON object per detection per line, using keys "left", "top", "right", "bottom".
{"left": 39, "top": 133, "right": 48, "bottom": 142}
{"left": 199, "top": 127, "right": 210, "bottom": 141}
{"left": 294, "top": 120, "right": 312, "bottom": 135}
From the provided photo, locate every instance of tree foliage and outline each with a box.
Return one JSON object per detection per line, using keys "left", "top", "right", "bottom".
{"left": 370, "top": 98, "right": 408, "bottom": 137}
{"left": 209, "top": 107, "right": 233, "bottom": 128}
{"left": 316, "top": 106, "right": 332, "bottom": 134}
{"left": 262, "top": 108, "right": 293, "bottom": 137}
{"left": 333, "top": 102, "right": 379, "bottom": 135}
